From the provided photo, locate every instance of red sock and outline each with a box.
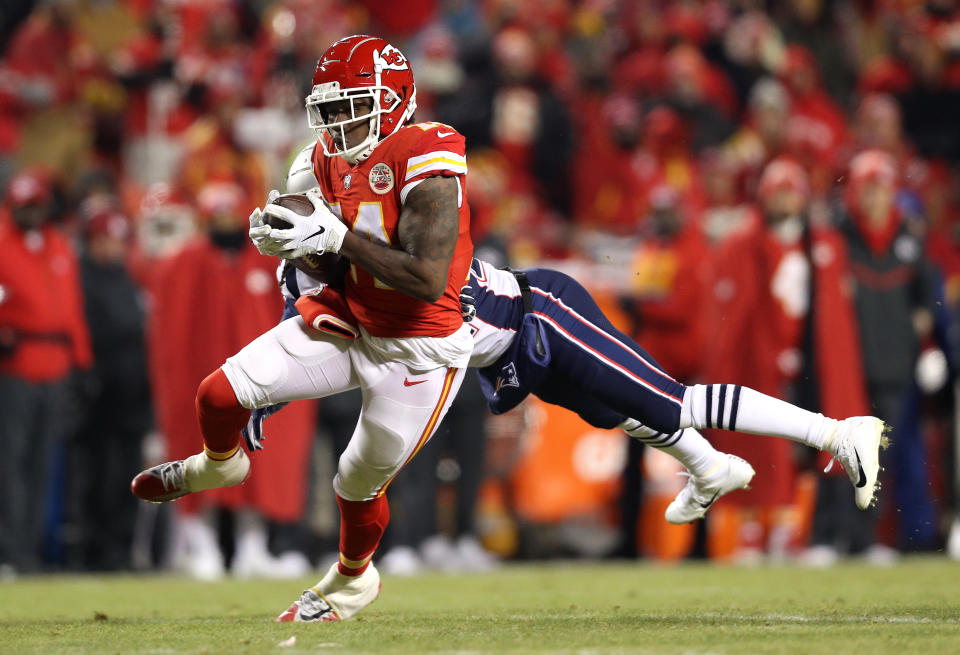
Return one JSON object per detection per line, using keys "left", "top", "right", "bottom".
{"left": 336, "top": 494, "right": 390, "bottom": 576}
{"left": 196, "top": 368, "right": 250, "bottom": 458}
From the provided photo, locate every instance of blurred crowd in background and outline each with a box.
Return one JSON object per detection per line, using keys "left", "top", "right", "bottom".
{"left": 1, "top": 0, "right": 959, "bottom": 580}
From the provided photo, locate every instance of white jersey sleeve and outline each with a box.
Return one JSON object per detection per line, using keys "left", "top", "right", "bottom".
{"left": 467, "top": 259, "right": 522, "bottom": 368}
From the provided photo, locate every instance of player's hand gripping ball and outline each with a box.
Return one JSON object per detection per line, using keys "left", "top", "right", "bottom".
{"left": 266, "top": 193, "right": 349, "bottom": 285}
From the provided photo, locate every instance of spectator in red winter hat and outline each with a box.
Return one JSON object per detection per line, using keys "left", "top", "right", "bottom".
{"left": 5, "top": 167, "right": 53, "bottom": 231}
{"left": 196, "top": 180, "right": 249, "bottom": 249}
{"left": 699, "top": 146, "right": 762, "bottom": 244}
{"left": 133, "top": 183, "right": 197, "bottom": 268}
{"left": 634, "top": 105, "right": 705, "bottom": 217}
{"left": 616, "top": 3, "right": 668, "bottom": 96}
{"left": 486, "top": 26, "right": 574, "bottom": 217}
{"left": 777, "top": 0, "right": 857, "bottom": 102}
{"left": 723, "top": 77, "right": 791, "bottom": 199}
{"left": 570, "top": 94, "right": 647, "bottom": 232}
{"left": 756, "top": 157, "right": 810, "bottom": 225}
{"left": 845, "top": 149, "right": 901, "bottom": 256}
{"left": 0, "top": 166, "right": 93, "bottom": 574}
{"left": 623, "top": 182, "right": 713, "bottom": 386}
{"left": 706, "top": 156, "right": 869, "bottom": 559}
{"left": 849, "top": 93, "right": 914, "bottom": 168}
{"left": 412, "top": 25, "right": 465, "bottom": 117}
{"left": 834, "top": 147, "right": 943, "bottom": 554}
{"left": 857, "top": 81, "right": 910, "bottom": 130}
{"left": 780, "top": 45, "right": 848, "bottom": 160}
{"left": 662, "top": 44, "right": 736, "bottom": 149}
{"left": 81, "top": 203, "right": 132, "bottom": 248}
{"left": 144, "top": 175, "right": 316, "bottom": 579}
{"left": 1, "top": 5, "right": 86, "bottom": 109}
{"left": 747, "top": 78, "right": 791, "bottom": 155}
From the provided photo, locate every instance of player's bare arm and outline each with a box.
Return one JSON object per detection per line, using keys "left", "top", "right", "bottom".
{"left": 338, "top": 176, "right": 459, "bottom": 302}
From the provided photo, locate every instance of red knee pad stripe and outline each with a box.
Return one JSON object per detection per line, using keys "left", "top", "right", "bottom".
{"left": 196, "top": 368, "right": 249, "bottom": 455}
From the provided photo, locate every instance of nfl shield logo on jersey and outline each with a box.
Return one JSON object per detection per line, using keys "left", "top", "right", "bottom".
{"left": 369, "top": 163, "right": 394, "bottom": 194}
{"left": 343, "top": 174, "right": 351, "bottom": 190}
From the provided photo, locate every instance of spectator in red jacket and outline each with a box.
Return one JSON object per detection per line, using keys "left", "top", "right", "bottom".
{"left": 626, "top": 185, "right": 712, "bottom": 383}
{"left": 146, "top": 180, "right": 315, "bottom": 580}
{"left": 706, "top": 158, "right": 869, "bottom": 561}
{"left": 0, "top": 168, "right": 93, "bottom": 575}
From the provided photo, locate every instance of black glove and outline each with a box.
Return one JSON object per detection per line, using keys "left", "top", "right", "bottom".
{"left": 242, "top": 402, "right": 287, "bottom": 451}
{"left": 460, "top": 284, "right": 476, "bottom": 323}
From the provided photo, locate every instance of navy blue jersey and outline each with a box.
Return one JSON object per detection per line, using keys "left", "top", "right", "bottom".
{"left": 468, "top": 259, "right": 687, "bottom": 434}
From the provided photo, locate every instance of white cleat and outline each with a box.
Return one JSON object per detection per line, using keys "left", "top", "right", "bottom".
{"left": 665, "top": 454, "right": 755, "bottom": 524}
{"left": 276, "top": 562, "right": 381, "bottom": 622}
{"left": 824, "top": 416, "right": 890, "bottom": 510}
{"left": 131, "top": 448, "right": 250, "bottom": 503}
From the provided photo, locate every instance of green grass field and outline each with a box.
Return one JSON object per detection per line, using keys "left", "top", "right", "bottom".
{"left": 1, "top": 557, "right": 958, "bottom": 654}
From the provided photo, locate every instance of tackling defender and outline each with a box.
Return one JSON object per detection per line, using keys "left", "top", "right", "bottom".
{"left": 264, "top": 250, "right": 888, "bottom": 532}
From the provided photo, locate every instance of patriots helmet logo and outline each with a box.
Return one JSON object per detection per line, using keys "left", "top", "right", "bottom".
{"left": 494, "top": 362, "right": 520, "bottom": 394}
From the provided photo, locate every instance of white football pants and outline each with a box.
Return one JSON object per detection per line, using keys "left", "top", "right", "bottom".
{"left": 221, "top": 317, "right": 465, "bottom": 501}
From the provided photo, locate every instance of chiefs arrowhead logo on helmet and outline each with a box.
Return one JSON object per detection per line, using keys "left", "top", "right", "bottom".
{"left": 374, "top": 45, "right": 408, "bottom": 71}
{"left": 306, "top": 35, "right": 417, "bottom": 164}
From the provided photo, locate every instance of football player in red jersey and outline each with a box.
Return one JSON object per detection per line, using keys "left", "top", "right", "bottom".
{"left": 131, "top": 36, "right": 474, "bottom": 622}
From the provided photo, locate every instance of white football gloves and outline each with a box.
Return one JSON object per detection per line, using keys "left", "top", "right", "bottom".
{"left": 262, "top": 190, "right": 347, "bottom": 258}
{"left": 248, "top": 189, "right": 281, "bottom": 256}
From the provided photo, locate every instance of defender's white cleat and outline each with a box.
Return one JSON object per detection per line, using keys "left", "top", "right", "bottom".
{"left": 824, "top": 416, "right": 890, "bottom": 510}
{"left": 276, "top": 562, "right": 381, "bottom": 623}
{"left": 665, "top": 454, "right": 755, "bottom": 524}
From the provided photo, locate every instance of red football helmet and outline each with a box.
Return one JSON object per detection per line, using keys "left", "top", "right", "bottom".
{"left": 305, "top": 35, "right": 417, "bottom": 163}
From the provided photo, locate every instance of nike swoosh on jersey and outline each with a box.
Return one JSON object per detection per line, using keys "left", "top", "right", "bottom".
{"left": 403, "top": 378, "right": 428, "bottom": 386}
{"left": 436, "top": 130, "right": 455, "bottom": 138}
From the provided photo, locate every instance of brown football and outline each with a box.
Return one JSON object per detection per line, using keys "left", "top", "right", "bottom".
{"left": 268, "top": 193, "right": 349, "bottom": 286}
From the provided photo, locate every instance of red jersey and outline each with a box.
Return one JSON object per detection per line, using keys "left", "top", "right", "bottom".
{"left": 311, "top": 122, "right": 472, "bottom": 338}
{"left": 0, "top": 215, "right": 92, "bottom": 382}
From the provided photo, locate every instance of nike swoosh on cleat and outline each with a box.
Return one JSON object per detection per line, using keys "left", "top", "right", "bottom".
{"left": 300, "top": 609, "right": 335, "bottom": 621}
{"left": 403, "top": 378, "right": 427, "bottom": 387}
{"left": 306, "top": 227, "right": 325, "bottom": 239}
{"left": 699, "top": 490, "right": 721, "bottom": 508}
{"left": 855, "top": 450, "right": 867, "bottom": 488}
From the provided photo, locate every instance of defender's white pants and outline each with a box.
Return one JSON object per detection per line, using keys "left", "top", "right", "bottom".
{"left": 221, "top": 317, "right": 466, "bottom": 501}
